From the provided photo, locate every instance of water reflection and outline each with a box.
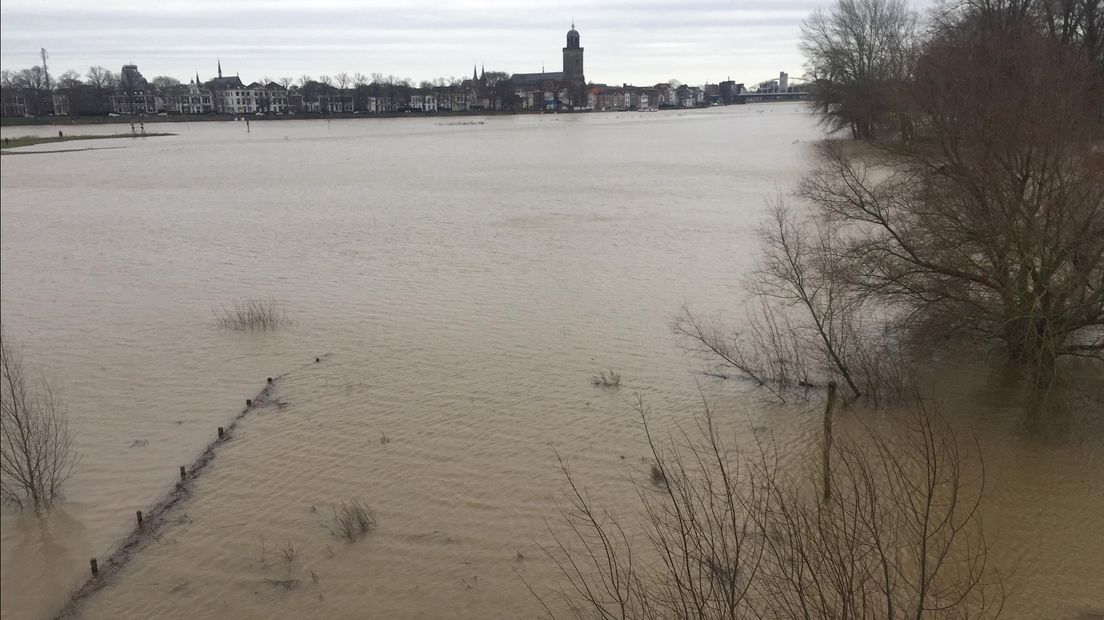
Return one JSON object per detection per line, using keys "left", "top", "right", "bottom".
{"left": 2, "top": 504, "right": 90, "bottom": 618}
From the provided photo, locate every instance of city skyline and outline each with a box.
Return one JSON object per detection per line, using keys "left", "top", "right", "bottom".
{"left": 0, "top": 0, "right": 912, "bottom": 86}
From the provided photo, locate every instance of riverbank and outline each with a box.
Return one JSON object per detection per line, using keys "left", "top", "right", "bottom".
{"left": 1, "top": 132, "right": 175, "bottom": 150}
{"left": 0, "top": 110, "right": 571, "bottom": 127}
{"left": 0, "top": 104, "right": 731, "bottom": 128}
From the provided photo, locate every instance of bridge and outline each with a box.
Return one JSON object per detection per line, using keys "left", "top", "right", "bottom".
{"left": 735, "top": 74, "right": 812, "bottom": 104}
{"left": 735, "top": 91, "right": 813, "bottom": 103}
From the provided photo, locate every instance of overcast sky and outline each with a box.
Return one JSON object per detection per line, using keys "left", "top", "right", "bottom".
{"left": 4, "top": 0, "right": 870, "bottom": 86}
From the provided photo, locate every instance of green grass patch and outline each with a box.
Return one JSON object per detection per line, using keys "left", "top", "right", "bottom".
{"left": 0, "top": 133, "right": 175, "bottom": 150}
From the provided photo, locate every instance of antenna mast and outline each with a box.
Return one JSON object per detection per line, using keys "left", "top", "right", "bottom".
{"left": 40, "top": 48, "right": 50, "bottom": 89}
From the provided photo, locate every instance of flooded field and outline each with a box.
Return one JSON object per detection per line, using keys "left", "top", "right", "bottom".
{"left": 2, "top": 106, "right": 1101, "bottom": 619}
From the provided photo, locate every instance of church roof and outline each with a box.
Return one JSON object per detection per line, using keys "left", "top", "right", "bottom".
{"left": 206, "top": 76, "right": 245, "bottom": 90}
{"left": 512, "top": 71, "right": 565, "bottom": 87}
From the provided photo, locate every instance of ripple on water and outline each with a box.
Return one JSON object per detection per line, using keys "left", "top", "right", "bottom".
{"left": 2, "top": 108, "right": 1100, "bottom": 619}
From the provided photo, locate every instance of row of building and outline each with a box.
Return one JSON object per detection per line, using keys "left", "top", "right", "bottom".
{"left": 3, "top": 25, "right": 800, "bottom": 118}
{"left": 3, "top": 68, "right": 751, "bottom": 118}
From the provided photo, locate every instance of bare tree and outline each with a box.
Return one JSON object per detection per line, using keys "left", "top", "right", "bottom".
{"left": 57, "top": 70, "right": 82, "bottom": 88}
{"left": 13, "top": 65, "right": 50, "bottom": 115}
{"left": 799, "top": 27, "right": 1104, "bottom": 374}
{"left": 941, "top": 0, "right": 1104, "bottom": 67}
{"left": 801, "top": 0, "right": 918, "bottom": 140}
{"left": 753, "top": 203, "right": 864, "bottom": 398}
{"left": 150, "top": 75, "right": 180, "bottom": 93}
{"left": 482, "top": 70, "right": 510, "bottom": 85}
{"left": 85, "top": 66, "right": 117, "bottom": 114}
{"left": 683, "top": 15, "right": 1101, "bottom": 401}
{"left": 540, "top": 395, "right": 1003, "bottom": 619}
{"left": 676, "top": 200, "right": 918, "bottom": 405}
{"left": 53, "top": 70, "right": 85, "bottom": 116}
{"left": 674, "top": 302, "right": 811, "bottom": 403}
{"left": 1036, "top": 0, "right": 1104, "bottom": 66}
{"left": 0, "top": 332, "right": 78, "bottom": 513}
{"left": 85, "top": 65, "right": 115, "bottom": 90}
{"left": 334, "top": 73, "right": 351, "bottom": 112}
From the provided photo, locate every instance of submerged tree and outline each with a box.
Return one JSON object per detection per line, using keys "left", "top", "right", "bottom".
{"left": 801, "top": 0, "right": 918, "bottom": 140}
{"left": 0, "top": 331, "right": 79, "bottom": 512}
{"left": 541, "top": 396, "right": 1002, "bottom": 619}
{"left": 805, "top": 26, "right": 1104, "bottom": 372}
{"left": 676, "top": 199, "right": 918, "bottom": 404}
{"left": 938, "top": 0, "right": 1104, "bottom": 68}
{"left": 682, "top": 17, "right": 1102, "bottom": 399}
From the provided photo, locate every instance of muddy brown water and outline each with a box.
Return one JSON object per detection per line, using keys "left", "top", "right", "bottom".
{"left": 2, "top": 107, "right": 1101, "bottom": 619}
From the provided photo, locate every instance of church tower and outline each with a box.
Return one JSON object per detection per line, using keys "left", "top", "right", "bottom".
{"left": 562, "top": 22, "right": 584, "bottom": 83}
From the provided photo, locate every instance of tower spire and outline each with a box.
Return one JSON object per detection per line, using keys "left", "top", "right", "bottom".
{"left": 195, "top": 70, "right": 201, "bottom": 86}
{"left": 473, "top": 64, "right": 477, "bottom": 80}
{"left": 217, "top": 59, "right": 222, "bottom": 79}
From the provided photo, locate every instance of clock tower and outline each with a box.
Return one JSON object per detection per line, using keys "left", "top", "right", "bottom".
{"left": 562, "top": 22, "right": 584, "bottom": 83}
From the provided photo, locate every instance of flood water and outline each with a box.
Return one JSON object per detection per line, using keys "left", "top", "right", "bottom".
{"left": 1, "top": 106, "right": 1101, "bottom": 619}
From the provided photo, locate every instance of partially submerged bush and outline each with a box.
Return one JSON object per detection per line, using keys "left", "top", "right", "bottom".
{"left": 0, "top": 331, "right": 79, "bottom": 512}
{"left": 543, "top": 395, "right": 1002, "bottom": 618}
{"left": 591, "top": 369, "right": 621, "bottom": 387}
{"left": 329, "top": 499, "right": 376, "bottom": 542}
{"left": 213, "top": 297, "right": 290, "bottom": 331}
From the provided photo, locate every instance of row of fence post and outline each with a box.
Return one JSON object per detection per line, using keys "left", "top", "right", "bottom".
{"left": 89, "top": 408, "right": 247, "bottom": 577}
{"left": 84, "top": 366, "right": 320, "bottom": 579}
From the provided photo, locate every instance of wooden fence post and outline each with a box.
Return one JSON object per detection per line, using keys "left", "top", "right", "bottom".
{"left": 823, "top": 380, "right": 837, "bottom": 503}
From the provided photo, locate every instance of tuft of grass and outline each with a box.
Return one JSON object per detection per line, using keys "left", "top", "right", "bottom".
{"left": 591, "top": 369, "right": 622, "bottom": 387}
{"left": 277, "top": 540, "right": 296, "bottom": 565}
{"left": 213, "top": 297, "right": 290, "bottom": 331}
{"left": 328, "top": 499, "right": 376, "bottom": 542}
{"left": 649, "top": 462, "right": 667, "bottom": 487}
